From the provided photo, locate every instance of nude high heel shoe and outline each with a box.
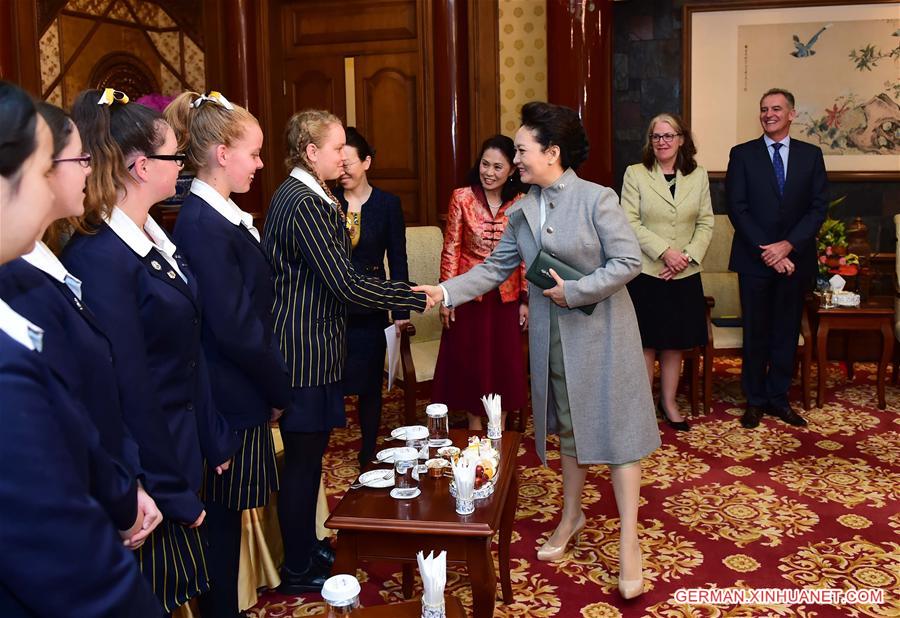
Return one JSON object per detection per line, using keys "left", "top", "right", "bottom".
{"left": 537, "top": 511, "right": 586, "bottom": 562}
{"left": 618, "top": 545, "right": 644, "bottom": 600}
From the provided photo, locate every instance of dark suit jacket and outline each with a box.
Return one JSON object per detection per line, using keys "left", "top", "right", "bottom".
{"left": 63, "top": 224, "right": 237, "bottom": 524}
{"left": 0, "top": 258, "right": 138, "bottom": 530}
{"left": 0, "top": 329, "right": 161, "bottom": 617}
{"left": 174, "top": 193, "right": 291, "bottom": 431}
{"left": 335, "top": 185, "right": 411, "bottom": 320}
{"left": 262, "top": 176, "right": 425, "bottom": 399}
{"left": 725, "top": 136, "right": 828, "bottom": 278}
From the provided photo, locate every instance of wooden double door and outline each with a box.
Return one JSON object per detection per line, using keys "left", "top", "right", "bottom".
{"left": 269, "top": 0, "right": 432, "bottom": 226}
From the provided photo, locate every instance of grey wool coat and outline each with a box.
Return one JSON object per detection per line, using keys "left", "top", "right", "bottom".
{"left": 442, "top": 168, "right": 661, "bottom": 465}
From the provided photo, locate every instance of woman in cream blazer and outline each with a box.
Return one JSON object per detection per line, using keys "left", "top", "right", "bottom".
{"left": 621, "top": 113, "right": 713, "bottom": 431}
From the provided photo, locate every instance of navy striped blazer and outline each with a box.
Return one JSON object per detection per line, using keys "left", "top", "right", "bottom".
{"left": 0, "top": 258, "right": 139, "bottom": 530}
{"left": 263, "top": 176, "right": 426, "bottom": 388}
{"left": 0, "top": 328, "right": 161, "bottom": 617}
{"left": 62, "top": 224, "right": 238, "bottom": 524}
{"left": 174, "top": 192, "right": 291, "bottom": 430}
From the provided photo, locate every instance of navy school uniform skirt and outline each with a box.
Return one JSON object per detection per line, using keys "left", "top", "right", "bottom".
{"left": 136, "top": 520, "right": 209, "bottom": 614}
{"left": 202, "top": 420, "right": 280, "bottom": 510}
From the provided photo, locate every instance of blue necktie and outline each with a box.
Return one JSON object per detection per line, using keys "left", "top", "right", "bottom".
{"left": 771, "top": 142, "right": 785, "bottom": 195}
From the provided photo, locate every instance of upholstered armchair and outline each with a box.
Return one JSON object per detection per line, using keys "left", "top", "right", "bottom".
{"left": 391, "top": 226, "right": 444, "bottom": 424}
{"left": 700, "top": 214, "right": 812, "bottom": 412}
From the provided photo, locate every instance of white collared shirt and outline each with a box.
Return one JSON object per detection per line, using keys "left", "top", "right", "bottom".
{"left": 764, "top": 135, "right": 791, "bottom": 178}
{"left": 22, "top": 241, "right": 83, "bottom": 300}
{"left": 105, "top": 206, "right": 187, "bottom": 282}
{"left": 289, "top": 166, "right": 336, "bottom": 205}
{"left": 189, "top": 177, "right": 260, "bottom": 242}
{"left": 0, "top": 297, "right": 43, "bottom": 351}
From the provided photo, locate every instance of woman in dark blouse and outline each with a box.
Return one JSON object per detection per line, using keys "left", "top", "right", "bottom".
{"left": 334, "top": 127, "right": 410, "bottom": 467}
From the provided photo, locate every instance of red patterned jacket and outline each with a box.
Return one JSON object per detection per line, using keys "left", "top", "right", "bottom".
{"left": 439, "top": 185, "right": 527, "bottom": 303}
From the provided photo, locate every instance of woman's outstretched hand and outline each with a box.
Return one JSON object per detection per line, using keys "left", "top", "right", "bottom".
{"left": 411, "top": 284, "right": 444, "bottom": 311}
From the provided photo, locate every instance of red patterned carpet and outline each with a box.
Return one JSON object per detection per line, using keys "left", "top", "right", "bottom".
{"left": 250, "top": 359, "right": 900, "bottom": 617}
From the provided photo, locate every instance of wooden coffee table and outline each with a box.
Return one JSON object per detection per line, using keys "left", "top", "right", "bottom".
{"left": 326, "top": 430, "right": 521, "bottom": 618}
{"left": 816, "top": 297, "right": 894, "bottom": 409}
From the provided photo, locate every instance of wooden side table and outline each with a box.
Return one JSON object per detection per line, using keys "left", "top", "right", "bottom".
{"left": 816, "top": 298, "right": 894, "bottom": 410}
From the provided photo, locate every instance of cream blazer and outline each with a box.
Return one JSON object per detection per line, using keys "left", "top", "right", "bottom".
{"left": 620, "top": 162, "right": 714, "bottom": 279}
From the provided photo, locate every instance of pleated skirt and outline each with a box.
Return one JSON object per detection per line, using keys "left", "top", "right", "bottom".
{"left": 136, "top": 520, "right": 209, "bottom": 613}
{"left": 202, "top": 421, "right": 279, "bottom": 510}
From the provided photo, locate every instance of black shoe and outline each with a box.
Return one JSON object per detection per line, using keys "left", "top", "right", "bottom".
{"left": 276, "top": 563, "right": 330, "bottom": 595}
{"left": 311, "top": 537, "right": 335, "bottom": 569}
{"left": 768, "top": 405, "right": 807, "bottom": 427}
{"left": 657, "top": 401, "right": 690, "bottom": 431}
{"left": 740, "top": 405, "right": 766, "bottom": 429}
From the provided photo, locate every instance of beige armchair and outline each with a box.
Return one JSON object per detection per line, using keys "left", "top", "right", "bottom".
{"left": 392, "top": 226, "right": 444, "bottom": 425}
{"left": 700, "top": 214, "right": 812, "bottom": 412}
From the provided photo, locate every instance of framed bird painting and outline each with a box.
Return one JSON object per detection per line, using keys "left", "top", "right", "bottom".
{"left": 683, "top": 0, "right": 900, "bottom": 180}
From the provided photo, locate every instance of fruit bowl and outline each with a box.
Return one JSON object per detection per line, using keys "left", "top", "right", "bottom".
{"left": 449, "top": 478, "right": 494, "bottom": 500}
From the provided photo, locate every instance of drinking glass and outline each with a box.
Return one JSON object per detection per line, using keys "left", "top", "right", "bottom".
{"left": 426, "top": 403, "right": 449, "bottom": 445}
{"left": 393, "top": 447, "right": 419, "bottom": 496}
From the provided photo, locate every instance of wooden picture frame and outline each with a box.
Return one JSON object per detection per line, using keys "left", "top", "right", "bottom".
{"left": 683, "top": 0, "right": 900, "bottom": 180}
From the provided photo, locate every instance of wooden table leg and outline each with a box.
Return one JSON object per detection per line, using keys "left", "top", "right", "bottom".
{"left": 466, "top": 537, "right": 497, "bottom": 618}
{"left": 332, "top": 532, "right": 359, "bottom": 577}
{"left": 817, "top": 322, "right": 830, "bottom": 408}
{"left": 402, "top": 563, "right": 415, "bottom": 599}
{"left": 878, "top": 321, "right": 894, "bottom": 410}
{"left": 498, "top": 468, "right": 518, "bottom": 604}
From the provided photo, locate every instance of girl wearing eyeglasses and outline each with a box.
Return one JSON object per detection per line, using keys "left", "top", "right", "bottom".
{"left": 621, "top": 113, "right": 714, "bottom": 432}
{"left": 61, "top": 89, "right": 238, "bottom": 614}
{"left": 165, "top": 91, "right": 291, "bottom": 618}
{"left": 0, "top": 100, "right": 165, "bottom": 553}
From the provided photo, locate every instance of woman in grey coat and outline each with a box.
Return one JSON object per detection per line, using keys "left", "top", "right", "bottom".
{"left": 415, "top": 102, "right": 659, "bottom": 600}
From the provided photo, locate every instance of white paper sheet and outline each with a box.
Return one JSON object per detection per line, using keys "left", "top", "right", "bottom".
{"left": 384, "top": 324, "right": 400, "bottom": 391}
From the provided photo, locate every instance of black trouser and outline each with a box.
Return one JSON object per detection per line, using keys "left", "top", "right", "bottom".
{"left": 738, "top": 273, "right": 806, "bottom": 409}
{"left": 357, "top": 387, "right": 383, "bottom": 465}
{"left": 198, "top": 501, "right": 242, "bottom": 617}
{"left": 277, "top": 430, "right": 330, "bottom": 573}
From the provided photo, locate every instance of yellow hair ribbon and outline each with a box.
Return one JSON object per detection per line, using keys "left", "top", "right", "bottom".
{"left": 97, "top": 88, "right": 129, "bottom": 106}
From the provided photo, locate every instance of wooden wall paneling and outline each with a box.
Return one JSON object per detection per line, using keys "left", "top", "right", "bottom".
{"left": 0, "top": 0, "right": 41, "bottom": 94}
{"left": 467, "top": 0, "right": 500, "bottom": 162}
{"left": 354, "top": 51, "right": 423, "bottom": 224}
{"left": 417, "top": 0, "right": 437, "bottom": 226}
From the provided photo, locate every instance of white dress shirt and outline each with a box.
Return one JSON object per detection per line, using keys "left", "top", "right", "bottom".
{"left": 290, "top": 166, "right": 336, "bottom": 205}
{"left": 189, "top": 177, "right": 260, "bottom": 242}
{"left": 22, "top": 241, "right": 83, "bottom": 300}
{"left": 0, "top": 297, "right": 43, "bottom": 352}
{"left": 763, "top": 134, "right": 791, "bottom": 178}
{"left": 105, "top": 206, "right": 187, "bottom": 282}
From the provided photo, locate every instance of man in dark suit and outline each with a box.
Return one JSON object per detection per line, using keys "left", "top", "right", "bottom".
{"left": 725, "top": 88, "right": 828, "bottom": 429}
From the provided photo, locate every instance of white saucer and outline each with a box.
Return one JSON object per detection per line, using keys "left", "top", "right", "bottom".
{"left": 390, "top": 487, "right": 421, "bottom": 500}
{"left": 358, "top": 469, "right": 394, "bottom": 488}
{"left": 375, "top": 447, "right": 403, "bottom": 463}
{"left": 391, "top": 425, "right": 427, "bottom": 440}
{"left": 428, "top": 438, "right": 452, "bottom": 448}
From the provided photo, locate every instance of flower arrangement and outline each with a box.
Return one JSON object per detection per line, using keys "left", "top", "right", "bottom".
{"left": 816, "top": 196, "right": 859, "bottom": 277}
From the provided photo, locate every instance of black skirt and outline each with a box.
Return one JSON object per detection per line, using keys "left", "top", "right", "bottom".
{"left": 343, "top": 312, "right": 388, "bottom": 396}
{"left": 202, "top": 421, "right": 279, "bottom": 510}
{"left": 627, "top": 272, "right": 708, "bottom": 350}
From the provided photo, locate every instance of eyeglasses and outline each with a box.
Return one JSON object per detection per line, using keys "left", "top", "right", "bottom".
{"left": 342, "top": 159, "right": 361, "bottom": 169}
{"left": 53, "top": 154, "right": 92, "bottom": 168}
{"left": 650, "top": 133, "right": 682, "bottom": 143}
{"left": 127, "top": 153, "right": 187, "bottom": 170}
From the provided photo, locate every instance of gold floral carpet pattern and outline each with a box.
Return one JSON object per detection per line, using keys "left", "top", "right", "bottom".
{"left": 250, "top": 360, "right": 899, "bottom": 617}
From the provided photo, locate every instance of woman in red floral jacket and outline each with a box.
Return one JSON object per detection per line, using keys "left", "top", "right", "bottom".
{"left": 432, "top": 135, "right": 529, "bottom": 429}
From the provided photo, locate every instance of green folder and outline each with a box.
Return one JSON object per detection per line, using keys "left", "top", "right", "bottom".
{"left": 525, "top": 250, "right": 596, "bottom": 315}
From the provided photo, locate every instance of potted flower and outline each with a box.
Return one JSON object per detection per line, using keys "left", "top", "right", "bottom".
{"left": 816, "top": 196, "right": 860, "bottom": 285}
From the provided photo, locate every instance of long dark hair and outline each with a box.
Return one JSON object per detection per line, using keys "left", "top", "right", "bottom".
{"left": 36, "top": 101, "right": 78, "bottom": 253}
{"left": 344, "top": 126, "right": 375, "bottom": 161}
{"left": 641, "top": 113, "right": 698, "bottom": 176}
{"left": 71, "top": 88, "right": 167, "bottom": 232}
{"left": 0, "top": 81, "right": 38, "bottom": 188}
{"left": 465, "top": 134, "right": 527, "bottom": 203}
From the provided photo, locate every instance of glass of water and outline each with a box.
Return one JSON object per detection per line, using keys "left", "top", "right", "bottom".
{"left": 426, "top": 403, "right": 449, "bottom": 446}
{"left": 393, "top": 447, "right": 419, "bottom": 496}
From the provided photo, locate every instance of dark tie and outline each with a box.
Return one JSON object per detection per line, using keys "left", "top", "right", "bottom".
{"left": 771, "top": 142, "right": 785, "bottom": 195}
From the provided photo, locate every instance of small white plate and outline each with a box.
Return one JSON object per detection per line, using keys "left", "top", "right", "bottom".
{"left": 390, "top": 487, "right": 421, "bottom": 500}
{"left": 428, "top": 438, "right": 452, "bottom": 448}
{"left": 390, "top": 425, "right": 427, "bottom": 440}
{"left": 358, "top": 469, "right": 394, "bottom": 488}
